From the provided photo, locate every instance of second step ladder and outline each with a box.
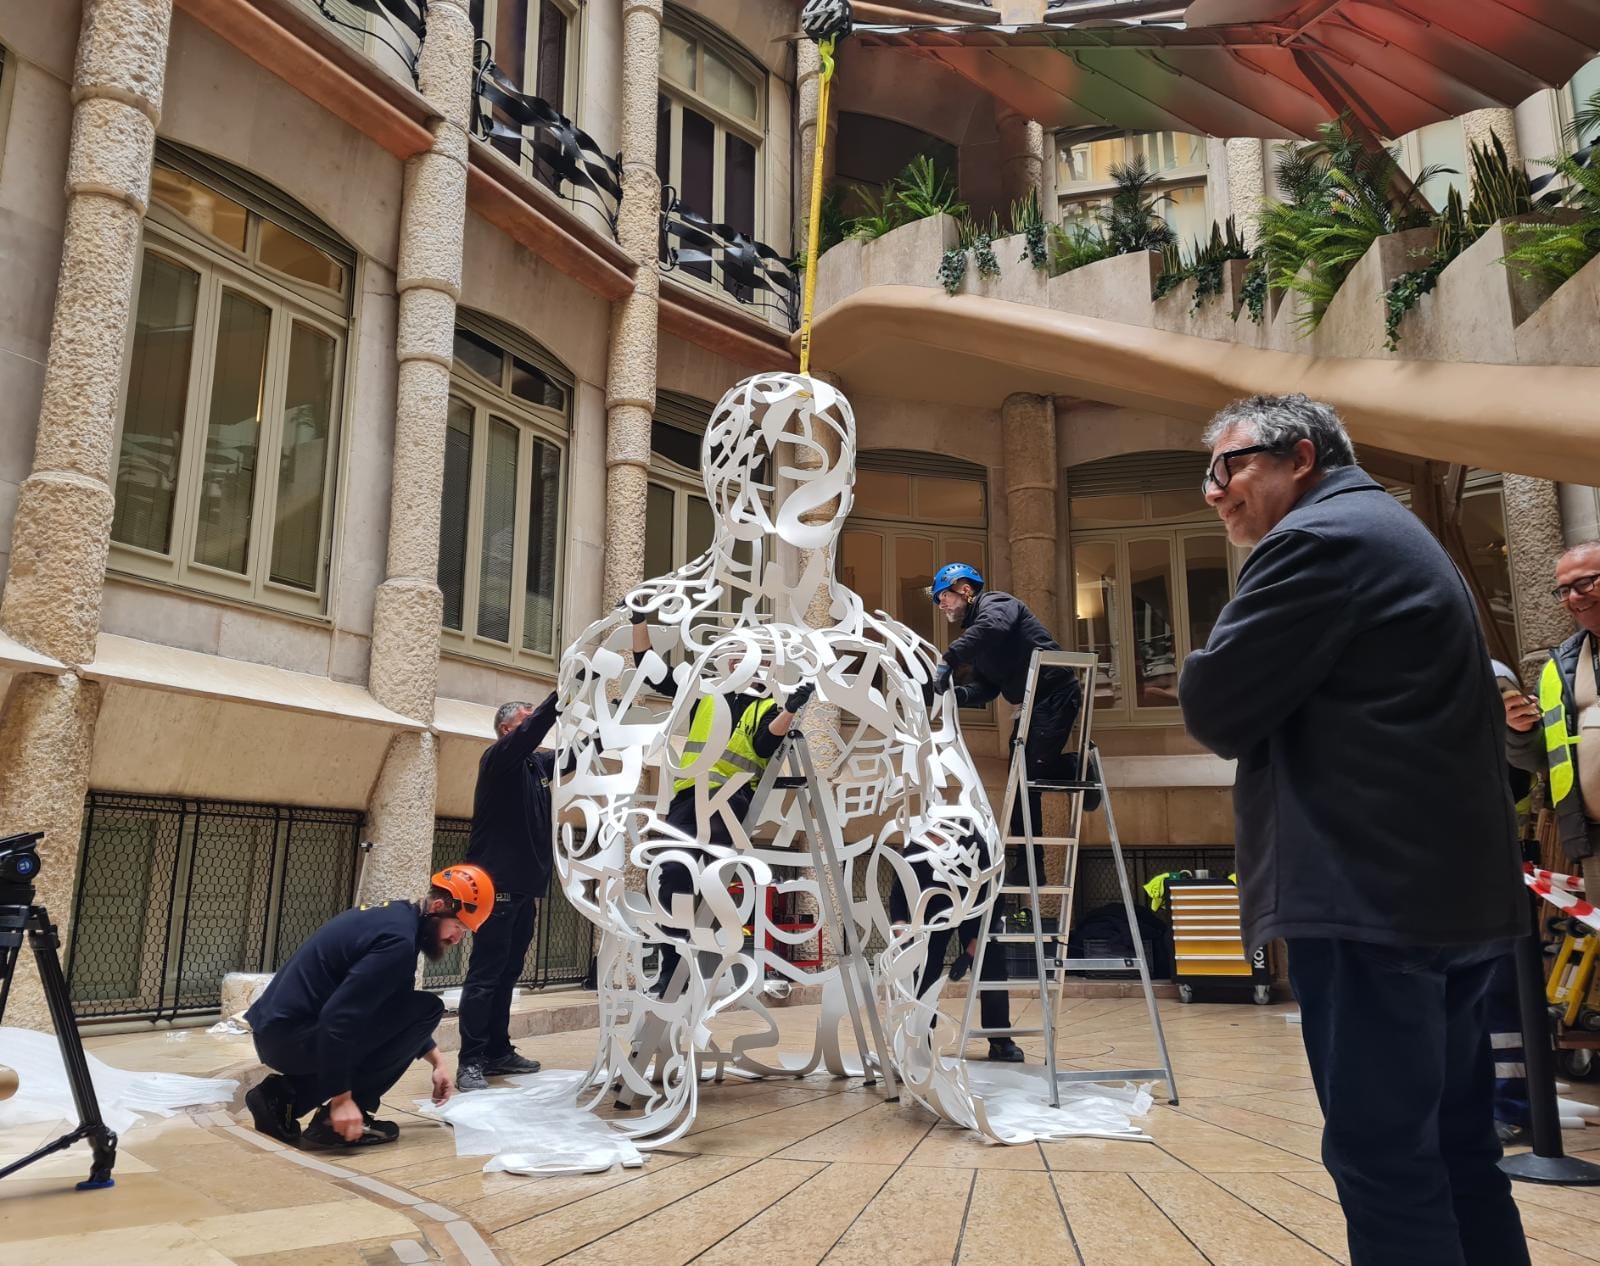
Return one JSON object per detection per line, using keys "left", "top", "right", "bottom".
{"left": 955, "top": 649, "right": 1179, "bottom": 1108}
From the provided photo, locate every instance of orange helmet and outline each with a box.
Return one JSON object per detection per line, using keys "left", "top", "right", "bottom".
{"left": 430, "top": 864, "right": 494, "bottom": 931}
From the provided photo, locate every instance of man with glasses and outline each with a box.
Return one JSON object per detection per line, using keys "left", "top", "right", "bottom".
{"left": 1179, "top": 394, "right": 1528, "bottom": 1266}
{"left": 1505, "top": 540, "right": 1600, "bottom": 864}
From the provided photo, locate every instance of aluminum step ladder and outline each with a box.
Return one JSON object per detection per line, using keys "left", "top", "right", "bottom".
{"left": 955, "top": 649, "right": 1179, "bottom": 1107}
{"left": 742, "top": 730, "right": 899, "bottom": 1101}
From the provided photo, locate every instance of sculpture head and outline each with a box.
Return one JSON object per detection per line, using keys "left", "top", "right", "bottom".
{"left": 702, "top": 373, "right": 856, "bottom": 555}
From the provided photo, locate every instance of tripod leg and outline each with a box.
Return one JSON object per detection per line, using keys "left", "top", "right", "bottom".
{"left": 29, "top": 906, "right": 117, "bottom": 1189}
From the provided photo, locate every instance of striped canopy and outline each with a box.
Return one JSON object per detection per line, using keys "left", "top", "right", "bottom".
{"left": 851, "top": 0, "right": 1600, "bottom": 140}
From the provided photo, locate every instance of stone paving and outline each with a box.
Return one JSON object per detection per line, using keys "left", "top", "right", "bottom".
{"left": 6, "top": 996, "right": 1600, "bottom": 1264}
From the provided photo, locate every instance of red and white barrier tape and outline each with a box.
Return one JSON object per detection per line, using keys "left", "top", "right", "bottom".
{"left": 1525, "top": 864, "right": 1600, "bottom": 934}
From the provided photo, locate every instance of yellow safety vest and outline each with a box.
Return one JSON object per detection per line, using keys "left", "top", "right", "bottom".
{"left": 1541, "top": 657, "right": 1581, "bottom": 807}
{"left": 673, "top": 696, "right": 777, "bottom": 794}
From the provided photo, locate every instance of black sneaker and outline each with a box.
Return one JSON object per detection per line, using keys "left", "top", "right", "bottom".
{"left": 455, "top": 1061, "right": 490, "bottom": 1092}
{"left": 362, "top": 1111, "right": 400, "bottom": 1142}
{"left": 244, "top": 1074, "right": 300, "bottom": 1145}
{"left": 987, "top": 1038, "right": 1026, "bottom": 1063}
{"left": 301, "top": 1104, "right": 396, "bottom": 1149}
{"left": 1495, "top": 1120, "right": 1531, "bottom": 1146}
{"left": 484, "top": 1051, "right": 542, "bottom": 1076}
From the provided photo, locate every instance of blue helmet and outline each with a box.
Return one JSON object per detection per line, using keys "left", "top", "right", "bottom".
{"left": 931, "top": 562, "right": 984, "bottom": 604}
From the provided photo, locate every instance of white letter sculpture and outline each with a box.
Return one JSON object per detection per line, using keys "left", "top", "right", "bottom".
{"left": 554, "top": 373, "right": 1092, "bottom": 1147}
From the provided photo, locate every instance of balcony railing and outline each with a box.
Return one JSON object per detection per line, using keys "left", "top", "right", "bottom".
{"left": 659, "top": 188, "right": 801, "bottom": 330}
{"left": 471, "top": 40, "right": 623, "bottom": 233}
{"left": 312, "top": 0, "right": 427, "bottom": 85}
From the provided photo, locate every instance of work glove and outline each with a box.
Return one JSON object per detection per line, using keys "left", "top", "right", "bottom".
{"left": 784, "top": 681, "right": 816, "bottom": 714}
{"left": 613, "top": 597, "right": 650, "bottom": 625}
{"left": 932, "top": 663, "right": 953, "bottom": 695}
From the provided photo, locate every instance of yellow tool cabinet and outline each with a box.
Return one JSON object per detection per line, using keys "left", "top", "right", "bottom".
{"left": 1166, "top": 878, "right": 1273, "bottom": 1005}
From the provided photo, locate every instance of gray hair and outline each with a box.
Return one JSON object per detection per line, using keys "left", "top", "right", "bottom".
{"left": 1203, "top": 394, "right": 1357, "bottom": 472}
{"left": 1558, "top": 539, "right": 1600, "bottom": 567}
{"left": 494, "top": 700, "right": 533, "bottom": 734}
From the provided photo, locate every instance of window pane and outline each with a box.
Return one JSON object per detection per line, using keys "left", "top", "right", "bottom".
{"left": 704, "top": 48, "right": 758, "bottom": 121}
{"left": 522, "top": 437, "right": 560, "bottom": 654}
{"left": 840, "top": 530, "right": 883, "bottom": 614}
{"left": 1182, "top": 534, "right": 1230, "bottom": 655}
{"left": 439, "top": 399, "right": 474, "bottom": 630}
{"left": 114, "top": 253, "right": 199, "bottom": 555}
{"left": 1164, "top": 184, "right": 1209, "bottom": 249}
{"left": 1147, "top": 489, "right": 1209, "bottom": 520}
{"left": 454, "top": 326, "right": 504, "bottom": 383}
{"left": 1069, "top": 493, "right": 1144, "bottom": 526}
{"left": 651, "top": 419, "right": 702, "bottom": 469}
{"left": 1573, "top": 56, "right": 1600, "bottom": 117}
{"left": 913, "top": 475, "right": 985, "bottom": 526}
{"left": 722, "top": 132, "right": 757, "bottom": 297}
{"left": 895, "top": 536, "right": 936, "bottom": 644}
{"left": 510, "top": 356, "right": 565, "bottom": 411}
{"left": 1127, "top": 537, "right": 1177, "bottom": 709}
{"left": 660, "top": 27, "right": 696, "bottom": 90}
{"left": 1461, "top": 485, "right": 1517, "bottom": 658}
{"left": 1060, "top": 196, "right": 1107, "bottom": 231}
{"left": 1057, "top": 136, "right": 1121, "bottom": 187}
{"left": 646, "top": 482, "right": 674, "bottom": 579}
{"left": 853, "top": 470, "right": 911, "bottom": 519}
{"left": 150, "top": 166, "right": 247, "bottom": 251}
{"left": 656, "top": 93, "right": 672, "bottom": 188}
{"left": 1073, "top": 540, "right": 1122, "bottom": 711}
{"left": 1412, "top": 118, "right": 1467, "bottom": 210}
{"left": 193, "top": 289, "right": 271, "bottom": 575}
{"left": 476, "top": 417, "right": 519, "bottom": 641}
{"left": 258, "top": 221, "right": 345, "bottom": 294}
{"left": 532, "top": 1, "right": 569, "bottom": 190}
{"left": 1131, "top": 131, "right": 1205, "bottom": 174}
{"left": 680, "top": 107, "right": 716, "bottom": 282}
{"left": 493, "top": 0, "right": 529, "bottom": 166}
{"left": 270, "top": 323, "right": 336, "bottom": 591}
{"left": 686, "top": 495, "right": 714, "bottom": 563}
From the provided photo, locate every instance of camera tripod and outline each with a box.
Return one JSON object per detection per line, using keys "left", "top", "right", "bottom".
{"left": 0, "top": 832, "right": 116, "bottom": 1189}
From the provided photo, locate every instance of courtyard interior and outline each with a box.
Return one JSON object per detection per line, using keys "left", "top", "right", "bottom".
{"left": 4, "top": 995, "right": 1600, "bottom": 1265}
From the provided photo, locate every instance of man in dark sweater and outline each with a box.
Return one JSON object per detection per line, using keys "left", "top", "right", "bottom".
{"left": 244, "top": 864, "right": 493, "bottom": 1148}
{"left": 1179, "top": 394, "right": 1526, "bottom": 1266}
{"left": 456, "top": 691, "right": 560, "bottom": 1092}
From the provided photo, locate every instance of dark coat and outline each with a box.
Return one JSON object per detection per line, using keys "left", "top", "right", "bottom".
{"left": 1178, "top": 466, "right": 1524, "bottom": 951}
{"left": 466, "top": 693, "right": 558, "bottom": 897}
{"left": 944, "top": 589, "right": 1078, "bottom": 709}
{"left": 1507, "top": 629, "right": 1600, "bottom": 860}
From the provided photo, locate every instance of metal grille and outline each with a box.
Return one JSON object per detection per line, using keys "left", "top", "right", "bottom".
{"left": 1075, "top": 845, "right": 1237, "bottom": 914}
{"left": 424, "top": 818, "right": 594, "bottom": 991}
{"left": 67, "top": 792, "right": 362, "bottom": 1020}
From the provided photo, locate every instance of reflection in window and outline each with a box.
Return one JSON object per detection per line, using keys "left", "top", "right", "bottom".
{"left": 477, "top": 417, "right": 519, "bottom": 643}
{"left": 193, "top": 290, "right": 271, "bottom": 576}
{"left": 1182, "top": 535, "right": 1230, "bottom": 654}
{"left": 258, "top": 220, "right": 345, "bottom": 293}
{"left": 1073, "top": 540, "right": 1121, "bottom": 711}
{"left": 1128, "top": 538, "right": 1177, "bottom": 709}
{"left": 271, "top": 324, "right": 337, "bottom": 591}
{"left": 150, "top": 166, "right": 248, "bottom": 252}
{"left": 114, "top": 253, "right": 198, "bottom": 556}
{"left": 439, "top": 400, "right": 474, "bottom": 631}
{"left": 1461, "top": 481, "right": 1517, "bottom": 659}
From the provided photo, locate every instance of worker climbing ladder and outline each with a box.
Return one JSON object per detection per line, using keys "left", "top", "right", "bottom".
{"left": 956, "top": 649, "right": 1179, "bottom": 1108}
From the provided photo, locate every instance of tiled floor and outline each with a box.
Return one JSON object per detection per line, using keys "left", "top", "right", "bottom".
{"left": 10, "top": 995, "right": 1600, "bottom": 1264}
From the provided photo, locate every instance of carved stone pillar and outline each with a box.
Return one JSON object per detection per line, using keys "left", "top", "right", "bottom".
{"left": 1504, "top": 473, "right": 1572, "bottom": 684}
{"left": 1001, "top": 393, "right": 1059, "bottom": 634}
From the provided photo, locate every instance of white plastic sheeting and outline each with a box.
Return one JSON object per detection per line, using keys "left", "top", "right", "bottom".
{"left": 421, "top": 1069, "right": 644, "bottom": 1175}
{"left": 0, "top": 1027, "right": 238, "bottom": 1135}
{"left": 963, "top": 1064, "right": 1152, "bottom": 1144}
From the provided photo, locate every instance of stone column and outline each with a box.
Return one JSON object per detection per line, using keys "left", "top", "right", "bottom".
{"left": 361, "top": 0, "right": 474, "bottom": 901}
{"left": 0, "top": 0, "right": 172, "bottom": 1028}
{"left": 1504, "top": 473, "right": 1572, "bottom": 684}
{"left": 1225, "top": 137, "right": 1267, "bottom": 250}
{"left": 795, "top": 37, "right": 839, "bottom": 239}
{"left": 602, "top": 0, "right": 664, "bottom": 609}
{"left": 1461, "top": 108, "right": 1522, "bottom": 166}
{"left": 995, "top": 104, "right": 1043, "bottom": 209}
{"left": 1001, "top": 393, "right": 1059, "bottom": 634}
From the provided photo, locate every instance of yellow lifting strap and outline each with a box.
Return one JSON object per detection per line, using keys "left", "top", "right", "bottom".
{"left": 797, "top": 35, "right": 837, "bottom": 376}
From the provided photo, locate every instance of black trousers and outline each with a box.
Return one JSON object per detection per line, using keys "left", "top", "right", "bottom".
{"left": 1008, "top": 682, "right": 1083, "bottom": 890}
{"left": 253, "top": 989, "right": 444, "bottom": 1117}
{"left": 653, "top": 788, "right": 748, "bottom": 990}
{"left": 458, "top": 892, "right": 536, "bottom": 1066}
{"left": 1287, "top": 937, "right": 1530, "bottom": 1266}
{"left": 889, "top": 859, "right": 1009, "bottom": 1033}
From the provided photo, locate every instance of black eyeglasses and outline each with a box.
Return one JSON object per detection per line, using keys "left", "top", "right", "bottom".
{"left": 1553, "top": 573, "right": 1600, "bottom": 603}
{"left": 1201, "top": 444, "right": 1278, "bottom": 494}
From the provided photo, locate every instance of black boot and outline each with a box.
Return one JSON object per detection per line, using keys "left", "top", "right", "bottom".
{"left": 244, "top": 1073, "right": 300, "bottom": 1145}
{"left": 987, "top": 1038, "right": 1025, "bottom": 1063}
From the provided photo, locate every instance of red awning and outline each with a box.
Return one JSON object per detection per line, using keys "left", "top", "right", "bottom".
{"left": 851, "top": 0, "right": 1600, "bottom": 139}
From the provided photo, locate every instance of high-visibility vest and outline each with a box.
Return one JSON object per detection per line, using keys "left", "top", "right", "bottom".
{"left": 673, "top": 695, "right": 777, "bottom": 795}
{"left": 1541, "top": 656, "right": 1581, "bottom": 806}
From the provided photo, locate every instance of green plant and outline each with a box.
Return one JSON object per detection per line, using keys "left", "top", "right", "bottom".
{"left": 1501, "top": 152, "right": 1600, "bottom": 285}
{"left": 1046, "top": 222, "right": 1112, "bottom": 275}
{"left": 844, "top": 182, "right": 898, "bottom": 242}
{"left": 792, "top": 186, "right": 848, "bottom": 273}
{"left": 1155, "top": 217, "right": 1251, "bottom": 308}
{"left": 840, "top": 154, "right": 967, "bottom": 244}
{"left": 1096, "top": 155, "right": 1177, "bottom": 255}
{"left": 1009, "top": 192, "right": 1049, "bottom": 269}
{"left": 937, "top": 247, "right": 969, "bottom": 294}
{"left": 1241, "top": 256, "right": 1268, "bottom": 323}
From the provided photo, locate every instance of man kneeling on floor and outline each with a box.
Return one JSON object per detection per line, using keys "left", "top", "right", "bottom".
{"left": 243, "top": 865, "right": 495, "bottom": 1148}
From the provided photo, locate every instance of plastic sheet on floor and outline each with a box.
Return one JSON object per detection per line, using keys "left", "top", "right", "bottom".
{"left": 0, "top": 1027, "right": 238, "bottom": 1135}
{"left": 420, "top": 1069, "right": 644, "bottom": 1175}
{"left": 965, "top": 1063, "right": 1154, "bottom": 1144}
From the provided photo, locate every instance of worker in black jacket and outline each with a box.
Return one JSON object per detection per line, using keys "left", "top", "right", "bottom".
{"left": 928, "top": 564, "right": 1083, "bottom": 1062}
{"left": 244, "top": 864, "right": 493, "bottom": 1149}
{"left": 456, "top": 691, "right": 560, "bottom": 1092}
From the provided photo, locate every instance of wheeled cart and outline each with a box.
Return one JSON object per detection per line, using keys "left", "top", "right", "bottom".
{"left": 1166, "top": 877, "right": 1272, "bottom": 1005}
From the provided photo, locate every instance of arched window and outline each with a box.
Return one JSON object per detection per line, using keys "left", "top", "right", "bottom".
{"left": 657, "top": 12, "right": 764, "bottom": 293}
{"left": 438, "top": 312, "right": 570, "bottom": 665}
{"left": 110, "top": 145, "right": 353, "bottom": 615}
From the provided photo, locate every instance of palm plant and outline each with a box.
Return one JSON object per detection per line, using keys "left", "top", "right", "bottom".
{"left": 1497, "top": 90, "right": 1600, "bottom": 286}
{"left": 1096, "top": 156, "right": 1177, "bottom": 255}
{"left": 893, "top": 154, "right": 967, "bottom": 222}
